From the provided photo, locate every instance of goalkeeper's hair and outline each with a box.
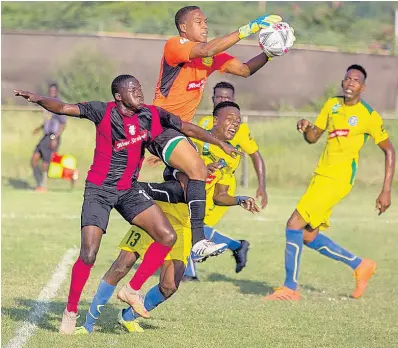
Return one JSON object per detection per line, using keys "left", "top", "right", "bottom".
{"left": 175, "top": 6, "right": 200, "bottom": 32}
{"left": 213, "top": 81, "right": 235, "bottom": 96}
{"left": 347, "top": 64, "right": 367, "bottom": 80}
{"left": 111, "top": 74, "right": 136, "bottom": 98}
{"left": 213, "top": 101, "right": 240, "bottom": 116}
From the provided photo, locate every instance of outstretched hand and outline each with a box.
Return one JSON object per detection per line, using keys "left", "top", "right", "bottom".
{"left": 220, "top": 142, "right": 243, "bottom": 158}
{"left": 14, "top": 90, "right": 41, "bottom": 103}
{"left": 240, "top": 197, "right": 261, "bottom": 214}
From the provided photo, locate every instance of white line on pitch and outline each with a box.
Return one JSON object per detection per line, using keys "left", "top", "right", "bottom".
{"left": 5, "top": 247, "right": 78, "bottom": 348}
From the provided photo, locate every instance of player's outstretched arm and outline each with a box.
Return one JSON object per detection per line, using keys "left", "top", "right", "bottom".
{"left": 375, "top": 138, "right": 395, "bottom": 215}
{"left": 14, "top": 90, "right": 81, "bottom": 117}
{"left": 189, "top": 15, "right": 281, "bottom": 59}
{"left": 180, "top": 121, "right": 242, "bottom": 157}
{"left": 297, "top": 119, "right": 325, "bottom": 144}
{"left": 223, "top": 53, "right": 270, "bottom": 78}
{"left": 249, "top": 151, "right": 268, "bottom": 208}
{"left": 213, "top": 183, "right": 260, "bottom": 213}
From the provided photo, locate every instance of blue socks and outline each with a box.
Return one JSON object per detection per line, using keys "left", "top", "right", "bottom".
{"left": 306, "top": 233, "right": 362, "bottom": 270}
{"left": 204, "top": 225, "right": 241, "bottom": 251}
{"left": 183, "top": 226, "right": 242, "bottom": 278}
{"left": 184, "top": 256, "right": 197, "bottom": 278}
{"left": 122, "top": 285, "right": 166, "bottom": 322}
{"left": 284, "top": 229, "right": 304, "bottom": 291}
{"left": 83, "top": 279, "right": 116, "bottom": 333}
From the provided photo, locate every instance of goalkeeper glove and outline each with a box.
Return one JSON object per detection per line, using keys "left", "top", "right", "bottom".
{"left": 238, "top": 14, "right": 282, "bottom": 40}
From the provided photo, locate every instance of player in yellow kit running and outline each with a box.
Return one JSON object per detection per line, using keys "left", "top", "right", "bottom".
{"left": 184, "top": 81, "right": 267, "bottom": 281}
{"left": 264, "top": 64, "right": 396, "bottom": 301}
{"left": 74, "top": 101, "right": 260, "bottom": 334}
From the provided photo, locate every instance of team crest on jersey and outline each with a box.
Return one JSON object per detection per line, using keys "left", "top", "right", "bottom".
{"left": 128, "top": 125, "right": 136, "bottom": 135}
{"left": 348, "top": 116, "right": 358, "bottom": 126}
{"left": 332, "top": 103, "right": 341, "bottom": 114}
{"left": 202, "top": 57, "right": 213, "bottom": 67}
{"left": 202, "top": 142, "right": 210, "bottom": 155}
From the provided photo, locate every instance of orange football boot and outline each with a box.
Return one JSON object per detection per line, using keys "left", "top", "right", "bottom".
{"left": 263, "top": 286, "right": 301, "bottom": 301}
{"left": 352, "top": 259, "right": 376, "bottom": 299}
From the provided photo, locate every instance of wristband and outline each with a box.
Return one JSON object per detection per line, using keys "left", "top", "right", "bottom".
{"left": 236, "top": 196, "right": 249, "bottom": 206}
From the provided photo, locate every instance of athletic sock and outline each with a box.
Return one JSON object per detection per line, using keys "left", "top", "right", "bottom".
{"left": 186, "top": 179, "right": 206, "bottom": 244}
{"left": 204, "top": 225, "right": 241, "bottom": 251}
{"left": 129, "top": 242, "right": 172, "bottom": 291}
{"left": 183, "top": 256, "right": 197, "bottom": 278}
{"left": 284, "top": 229, "right": 304, "bottom": 291}
{"left": 83, "top": 279, "right": 115, "bottom": 333}
{"left": 66, "top": 257, "right": 94, "bottom": 313}
{"left": 306, "top": 233, "right": 362, "bottom": 270}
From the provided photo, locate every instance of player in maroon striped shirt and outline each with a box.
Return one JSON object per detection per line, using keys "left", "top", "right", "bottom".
{"left": 14, "top": 74, "right": 238, "bottom": 334}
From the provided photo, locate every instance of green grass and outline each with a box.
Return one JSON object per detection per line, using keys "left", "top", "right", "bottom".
{"left": 2, "top": 111, "right": 397, "bottom": 190}
{"left": 2, "top": 110, "right": 398, "bottom": 347}
{"left": 2, "top": 186, "right": 398, "bottom": 348}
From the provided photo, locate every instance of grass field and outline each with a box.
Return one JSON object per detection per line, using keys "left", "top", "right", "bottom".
{"left": 2, "top": 111, "right": 398, "bottom": 347}
{"left": 2, "top": 186, "right": 398, "bottom": 348}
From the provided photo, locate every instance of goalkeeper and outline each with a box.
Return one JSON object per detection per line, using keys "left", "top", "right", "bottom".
{"left": 148, "top": 5, "right": 294, "bottom": 264}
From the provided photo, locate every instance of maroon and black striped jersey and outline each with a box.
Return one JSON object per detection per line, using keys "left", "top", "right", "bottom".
{"left": 76, "top": 101, "right": 182, "bottom": 190}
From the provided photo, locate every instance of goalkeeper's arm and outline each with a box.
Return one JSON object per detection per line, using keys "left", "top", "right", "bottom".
{"left": 222, "top": 53, "right": 270, "bottom": 77}
{"left": 189, "top": 14, "right": 282, "bottom": 59}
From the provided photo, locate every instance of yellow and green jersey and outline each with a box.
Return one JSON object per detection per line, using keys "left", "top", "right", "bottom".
{"left": 157, "top": 135, "right": 241, "bottom": 228}
{"left": 314, "top": 97, "right": 389, "bottom": 184}
{"left": 198, "top": 115, "right": 259, "bottom": 155}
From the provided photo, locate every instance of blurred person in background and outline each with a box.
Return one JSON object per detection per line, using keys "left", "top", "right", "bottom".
{"left": 31, "top": 83, "right": 66, "bottom": 192}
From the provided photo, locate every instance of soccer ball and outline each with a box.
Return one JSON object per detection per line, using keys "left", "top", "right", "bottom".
{"left": 258, "top": 22, "right": 295, "bottom": 58}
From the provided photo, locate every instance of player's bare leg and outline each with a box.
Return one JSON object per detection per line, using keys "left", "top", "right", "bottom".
{"left": 40, "top": 161, "right": 49, "bottom": 190}
{"left": 60, "top": 226, "right": 103, "bottom": 334}
{"left": 101, "top": 250, "right": 137, "bottom": 284}
{"left": 168, "top": 140, "right": 227, "bottom": 262}
{"left": 31, "top": 152, "right": 45, "bottom": 192}
{"left": 118, "top": 205, "right": 176, "bottom": 318}
{"left": 158, "top": 259, "right": 185, "bottom": 298}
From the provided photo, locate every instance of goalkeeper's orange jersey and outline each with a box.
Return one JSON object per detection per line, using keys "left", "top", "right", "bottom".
{"left": 153, "top": 36, "right": 235, "bottom": 122}
{"left": 313, "top": 97, "right": 389, "bottom": 184}
{"left": 198, "top": 116, "right": 259, "bottom": 155}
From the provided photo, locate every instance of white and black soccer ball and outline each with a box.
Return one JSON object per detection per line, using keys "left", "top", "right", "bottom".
{"left": 258, "top": 22, "right": 296, "bottom": 58}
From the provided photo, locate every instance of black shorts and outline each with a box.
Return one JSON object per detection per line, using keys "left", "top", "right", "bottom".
{"left": 146, "top": 128, "right": 196, "bottom": 166}
{"left": 81, "top": 181, "right": 155, "bottom": 233}
{"left": 34, "top": 134, "right": 61, "bottom": 162}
